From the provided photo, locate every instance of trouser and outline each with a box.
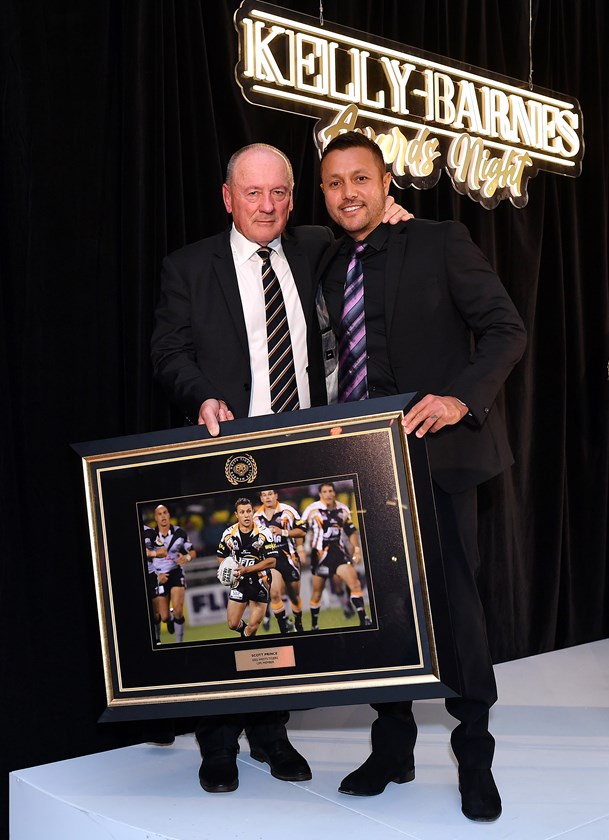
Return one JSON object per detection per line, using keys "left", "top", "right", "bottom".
{"left": 372, "top": 483, "right": 497, "bottom": 769}
{"left": 195, "top": 710, "right": 290, "bottom": 755}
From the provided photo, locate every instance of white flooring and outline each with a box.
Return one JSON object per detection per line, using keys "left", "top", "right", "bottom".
{"left": 9, "top": 639, "right": 609, "bottom": 840}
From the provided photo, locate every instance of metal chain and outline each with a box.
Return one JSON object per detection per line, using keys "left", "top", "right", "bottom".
{"left": 319, "top": 1, "right": 324, "bottom": 27}
{"left": 528, "top": 0, "right": 534, "bottom": 90}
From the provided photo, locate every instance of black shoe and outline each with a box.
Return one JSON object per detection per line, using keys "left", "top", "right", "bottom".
{"left": 339, "top": 753, "right": 415, "bottom": 796}
{"left": 278, "top": 617, "right": 294, "bottom": 635}
{"left": 198, "top": 748, "right": 239, "bottom": 793}
{"left": 458, "top": 769, "right": 502, "bottom": 822}
{"left": 166, "top": 611, "right": 175, "bottom": 634}
{"left": 143, "top": 718, "right": 176, "bottom": 746}
{"left": 146, "top": 734, "right": 175, "bottom": 746}
{"left": 249, "top": 740, "right": 312, "bottom": 781}
{"left": 343, "top": 601, "right": 355, "bottom": 618}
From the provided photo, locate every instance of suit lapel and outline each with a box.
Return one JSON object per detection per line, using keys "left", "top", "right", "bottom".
{"left": 211, "top": 231, "right": 249, "bottom": 356}
{"left": 384, "top": 224, "right": 409, "bottom": 338}
{"left": 318, "top": 236, "right": 343, "bottom": 281}
{"left": 281, "top": 232, "right": 311, "bottom": 309}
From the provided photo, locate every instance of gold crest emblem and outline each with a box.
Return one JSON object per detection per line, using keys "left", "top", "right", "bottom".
{"left": 225, "top": 453, "right": 258, "bottom": 485}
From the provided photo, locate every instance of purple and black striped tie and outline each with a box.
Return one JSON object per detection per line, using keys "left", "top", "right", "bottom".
{"left": 338, "top": 242, "right": 368, "bottom": 402}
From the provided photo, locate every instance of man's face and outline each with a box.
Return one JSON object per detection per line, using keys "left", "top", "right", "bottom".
{"left": 259, "top": 490, "right": 278, "bottom": 509}
{"left": 154, "top": 506, "right": 170, "bottom": 530}
{"left": 236, "top": 503, "right": 254, "bottom": 531}
{"left": 319, "top": 484, "right": 336, "bottom": 506}
{"left": 223, "top": 149, "right": 294, "bottom": 246}
{"left": 320, "top": 145, "right": 391, "bottom": 241}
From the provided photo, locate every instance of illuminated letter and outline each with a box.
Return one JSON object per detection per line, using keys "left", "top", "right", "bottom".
{"left": 317, "top": 104, "right": 361, "bottom": 147}
{"left": 554, "top": 110, "right": 580, "bottom": 158}
{"left": 329, "top": 43, "right": 359, "bottom": 102}
{"left": 380, "top": 57, "right": 416, "bottom": 114}
{"left": 508, "top": 95, "right": 536, "bottom": 147}
{"left": 254, "top": 23, "right": 293, "bottom": 86}
{"left": 410, "top": 68, "right": 435, "bottom": 120}
{"left": 241, "top": 18, "right": 255, "bottom": 78}
{"left": 433, "top": 73, "right": 456, "bottom": 124}
{"left": 405, "top": 127, "right": 441, "bottom": 176}
{"left": 486, "top": 88, "right": 512, "bottom": 141}
{"left": 447, "top": 134, "right": 482, "bottom": 190}
{"left": 540, "top": 104, "right": 561, "bottom": 153}
{"left": 453, "top": 80, "right": 483, "bottom": 133}
{"left": 360, "top": 51, "right": 385, "bottom": 109}
{"left": 376, "top": 128, "right": 409, "bottom": 175}
{"left": 295, "top": 34, "right": 329, "bottom": 94}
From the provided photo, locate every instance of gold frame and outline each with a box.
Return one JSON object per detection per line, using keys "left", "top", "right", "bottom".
{"left": 74, "top": 394, "right": 459, "bottom": 722}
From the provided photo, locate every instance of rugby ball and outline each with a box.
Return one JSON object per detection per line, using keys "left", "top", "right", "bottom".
{"left": 217, "top": 557, "right": 239, "bottom": 587}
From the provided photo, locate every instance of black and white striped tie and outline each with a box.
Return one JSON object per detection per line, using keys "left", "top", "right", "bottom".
{"left": 257, "top": 247, "right": 300, "bottom": 413}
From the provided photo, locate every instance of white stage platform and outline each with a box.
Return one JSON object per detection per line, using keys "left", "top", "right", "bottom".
{"left": 10, "top": 639, "right": 609, "bottom": 840}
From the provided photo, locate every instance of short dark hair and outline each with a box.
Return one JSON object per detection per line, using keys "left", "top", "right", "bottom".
{"left": 234, "top": 497, "right": 252, "bottom": 511}
{"left": 318, "top": 481, "right": 335, "bottom": 494}
{"left": 320, "top": 131, "right": 387, "bottom": 178}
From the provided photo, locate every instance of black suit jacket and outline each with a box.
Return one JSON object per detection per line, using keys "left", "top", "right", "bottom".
{"left": 152, "top": 225, "right": 334, "bottom": 422}
{"left": 321, "top": 219, "right": 527, "bottom": 493}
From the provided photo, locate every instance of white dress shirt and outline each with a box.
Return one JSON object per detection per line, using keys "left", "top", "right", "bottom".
{"left": 229, "top": 225, "right": 311, "bottom": 416}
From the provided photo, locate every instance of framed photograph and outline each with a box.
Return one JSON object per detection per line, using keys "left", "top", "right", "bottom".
{"left": 74, "top": 394, "right": 459, "bottom": 722}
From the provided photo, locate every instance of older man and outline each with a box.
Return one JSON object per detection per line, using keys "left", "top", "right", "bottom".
{"left": 152, "top": 142, "right": 411, "bottom": 793}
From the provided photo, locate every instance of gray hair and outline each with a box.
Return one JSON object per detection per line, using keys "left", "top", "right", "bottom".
{"left": 225, "top": 143, "right": 294, "bottom": 189}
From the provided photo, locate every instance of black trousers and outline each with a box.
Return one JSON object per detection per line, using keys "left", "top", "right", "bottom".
{"left": 371, "top": 482, "right": 497, "bottom": 770}
{"left": 195, "top": 710, "right": 290, "bottom": 755}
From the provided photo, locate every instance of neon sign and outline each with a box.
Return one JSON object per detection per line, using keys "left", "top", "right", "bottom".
{"left": 234, "top": 1, "right": 584, "bottom": 209}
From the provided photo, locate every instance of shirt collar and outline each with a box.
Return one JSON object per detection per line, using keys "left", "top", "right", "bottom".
{"left": 342, "top": 222, "right": 389, "bottom": 256}
{"left": 230, "top": 224, "right": 284, "bottom": 266}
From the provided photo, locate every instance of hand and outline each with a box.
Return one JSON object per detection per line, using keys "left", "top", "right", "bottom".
{"left": 154, "top": 546, "right": 167, "bottom": 558}
{"left": 270, "top": 525, "right": 283, "bottom": 535}
{"left": 352, "top": 545, "right": 362, "bottom": 564}
{"left": 232, "top": 567, "right": 242, "bottom": 581}
{"left": 383, "top": 195, "right": 414, "bottom": 225}
{"left": 157, "top": 573, "right": 169, "bottom": 585}
{"left": 176, "top": 552, "right": 190, "bottom": 566}
{"left": 402, "top": 394, "right": 468, "bottom": 438}
{"left": 197, "top": 398, "right": 234, "bottom": 436}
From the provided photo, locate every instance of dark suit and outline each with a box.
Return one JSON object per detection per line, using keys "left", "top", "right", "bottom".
{"left": 322, "top": 219, "right": 527, "bottom": 491}
{"left": 151, "top": 223, "right": 335, "bottom": 759}
{"left": 152, "top": 226, "right": 333, "bottom": 423}
{"left": 322, "top": 219, "right": 527, "bottom": 769}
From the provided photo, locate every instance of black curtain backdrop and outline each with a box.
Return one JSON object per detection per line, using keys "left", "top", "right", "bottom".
{"left": 1, "top": 1, "right": 608, "bottom": 835}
